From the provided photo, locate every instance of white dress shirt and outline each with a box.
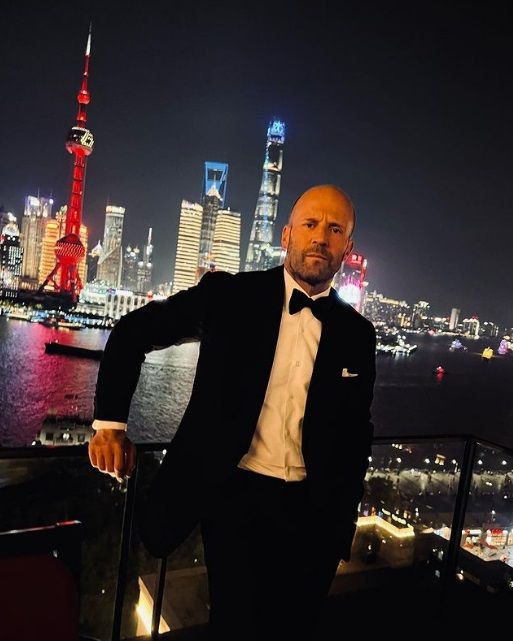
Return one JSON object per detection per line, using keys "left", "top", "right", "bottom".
{"left": 93, "top": 268, "right": 330, "bottom": 483}
{"left": 237, "top": 268, "right": 329, "bottom": 481}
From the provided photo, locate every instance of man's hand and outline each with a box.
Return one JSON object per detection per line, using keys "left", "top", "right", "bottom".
{"left": 88, "top": 429, "right": 137, "bottom": 482}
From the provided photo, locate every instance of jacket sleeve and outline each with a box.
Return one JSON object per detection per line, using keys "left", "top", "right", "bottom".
{"left": 93, "top": 271, "right": 231, "bottom": 424}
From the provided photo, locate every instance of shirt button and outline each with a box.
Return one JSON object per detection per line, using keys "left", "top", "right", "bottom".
{"left": 296, "top": 360, "right": 300, "bottom": 367}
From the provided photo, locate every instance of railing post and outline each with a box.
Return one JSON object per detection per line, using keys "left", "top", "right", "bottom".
{"left": 111, "top": 464, "right": 139, "bottom": 641}
{"left": 151, "top": 556, "right": 168, "bottom": 639}
{"left": 442, "top": 437, "right": 476, "bottom": 589}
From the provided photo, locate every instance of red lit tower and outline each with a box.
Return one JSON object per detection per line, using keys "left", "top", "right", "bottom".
{"left": 39, "top": 25, "right": 94, "bottom": 301}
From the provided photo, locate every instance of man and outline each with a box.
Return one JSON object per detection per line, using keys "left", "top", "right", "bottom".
{"left": 89, "top": 184, "right": 376, "bottom": 640}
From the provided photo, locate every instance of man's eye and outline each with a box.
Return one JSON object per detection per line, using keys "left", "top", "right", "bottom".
{"left": 332, "top": 227, "right": 342, "bottom": 233}
{"left": 305, "top": 222, "right": 314, "bottom": 228}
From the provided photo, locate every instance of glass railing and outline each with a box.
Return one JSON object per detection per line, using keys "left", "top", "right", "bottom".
{"left": 1, "top": 434, "right": 512, "bottom": 639}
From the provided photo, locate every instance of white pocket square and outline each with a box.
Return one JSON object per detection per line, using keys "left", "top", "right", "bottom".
{"left": 341, "top": 368, "right": 359, "bottom": 378}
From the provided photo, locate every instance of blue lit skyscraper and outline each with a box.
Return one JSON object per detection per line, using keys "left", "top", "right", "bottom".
{"left": 202, "top": 162, "right": 229, "bottom": 206}
{"left": 199, "top": 162, "right": 229, "bottom": 273}
{"left": 245, "top": 119, "right": 285, "bottom": 272}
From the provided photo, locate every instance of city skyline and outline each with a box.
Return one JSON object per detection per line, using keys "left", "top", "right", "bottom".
{"left": 2, "top": 2, "right": 513, "bottom": 324}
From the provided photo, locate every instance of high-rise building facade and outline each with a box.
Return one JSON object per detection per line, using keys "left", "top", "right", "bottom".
{"left": 202, "top": 161, "right": 228, "bottom": 205}
{"left": 245, "top": 119, "right": 285, "bottom": 271}
{"left": 122, "top": 245, "right": 140, "bottom": 291}
{"left": 172, "top": 201, "right": 203, "bottom": 294}
{"left": 198, "top": 163, "right": 228, "bottom": 274}
{"left": 38, "top": 206, "right": 65, "bottom": 289}
{"left": 362, "top": 291, "right": 410, "bottom": 327}
{"left": 449, "top": 308, "right": 460, "bottom": 331}
{"left": 198, "top": 185, "right": 222, "bottom": 273}
{"left": 20, "top": 195, "right": 53, "bottom": 284}
{"left": 0, "top": 219, "right": 23, "bottom": 292}
{"left": 333, "top": 253, "right": 367, "bottom": 312}
{"left": 87, "top": 240, "right": 102, "bottom": 283}
{"left": 211, "top": 208, "right": 241, "bottom": 274}
{"left": 97, "top": 205, "right": 125, "bottom": 287}
{"left": 136, "top": 228, "right": 153, "bottom": 293}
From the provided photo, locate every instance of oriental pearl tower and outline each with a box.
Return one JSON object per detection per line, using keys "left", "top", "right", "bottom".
{"left": 39, "top": 25, "right": 94, "bottom": 302}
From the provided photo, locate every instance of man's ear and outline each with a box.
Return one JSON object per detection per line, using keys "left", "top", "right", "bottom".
{"left": 281, "top": 225, "right": 290, "bottom": 250}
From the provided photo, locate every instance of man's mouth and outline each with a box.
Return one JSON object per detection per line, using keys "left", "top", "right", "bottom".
{"left": 305, "top": 253, "right": 328, "bottom": 261}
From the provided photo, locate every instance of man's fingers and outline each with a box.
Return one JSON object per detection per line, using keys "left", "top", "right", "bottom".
{"left": 114, "top": 447, "right": 125, "bottom": 479}
{"left": 88, "top": 431, "right": 136, "bottom": 482}
{"left": 125, "top": 442, "right": 137, "bottom": 477}
{"left": 88, "top": 443, "right": 97, "bottom": 469}
{"left": 96, "top": 452, "right": 106, "bottom": 473}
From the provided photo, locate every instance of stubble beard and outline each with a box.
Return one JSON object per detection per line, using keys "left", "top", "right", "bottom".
{"left": 287, "top": 248, "right": 336, "bottom": 286}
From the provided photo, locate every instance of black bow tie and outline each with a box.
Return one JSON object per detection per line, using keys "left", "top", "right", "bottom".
{"left": 288, "top": 288, "right": 332, "bottom": 322}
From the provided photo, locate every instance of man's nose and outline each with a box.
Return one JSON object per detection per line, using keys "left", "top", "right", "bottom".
{"left": 312, "top": 225, "right": 330, "bottom": 245}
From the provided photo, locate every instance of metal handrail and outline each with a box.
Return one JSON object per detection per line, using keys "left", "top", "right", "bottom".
{"left": 2, "top": 433, "right": 512, "bottom": 640}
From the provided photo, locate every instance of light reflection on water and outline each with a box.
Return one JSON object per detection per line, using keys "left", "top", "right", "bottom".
{"left": 1, "top": 317, "right": 513, "bottom": 448}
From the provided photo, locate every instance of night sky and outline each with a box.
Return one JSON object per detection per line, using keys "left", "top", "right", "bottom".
{"left": 2, "top": 1, "right": 512, "bottom": 325}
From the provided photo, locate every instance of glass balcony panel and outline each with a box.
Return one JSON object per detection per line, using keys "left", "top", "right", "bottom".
{"left": 0, "top": 453, "right": 125, "bottom": 641}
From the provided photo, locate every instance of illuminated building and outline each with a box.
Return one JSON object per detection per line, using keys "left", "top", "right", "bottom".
{"left": 39, "top": 27, "right": 94, "bottom": 301}
{"left": 20, "top": 195, "right": 53, "bottom": 287}
{"left": 123, "top": 245, "right": 140, "bottom": 291}
{"left": 362, "top": 290, "right": 410, "bottom": 327}
{"left": 261, "top": 246, "right": 285, "bottom": 270}
{"left": 38, "top": 206, "right": 87, "bottom": 290}
{"left": 97, "top": 205, "right": 125, "bottom": 288}
{"left": 86, "top": 240, "right": 102, "bottom": 282}
{"left": 481, "top": 321, "right": 499, "bottom": 338}
{"left": 202, "top": 161, "right": 229, "bottom": 205}
{"left": 211, "top": 208, "right": 241, "bottom": 274}
{"left": 449, "top": 307, "right": 460, "bottom": 331}
{"left": 136, "top": 228, "right": 153, "bottom": 292}
{"left": 198, "top": 163, "right": 228, "bottom": 273}
{"left": 105, "top": 289, "right": 165, "bottom": 320}
{"left": 333, "top": 252, "right": 367, "bottom": 312}
{"left": 38, "top": 207, "right": 66, "bottom": 289}
{"left": 245, "top": 119, "right": 285, "bottom": 271}
{"left": 172, "top": 201, "right": 203, "bottom": 294}
{"left": 198, "top": 184, "right": 222, "bottom": 273}
{"left": 462, "top": 316, "right": 480, "bottom": 338}
{"left": 411, "top": 300, "right": 430, "bottom": 330}
{"left": 0, "top": 219, "right": 23, "bottom": 293}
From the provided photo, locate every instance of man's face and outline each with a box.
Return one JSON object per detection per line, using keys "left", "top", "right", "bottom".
{"left": 281, "top": 187, "right": 354, "bottom": 286}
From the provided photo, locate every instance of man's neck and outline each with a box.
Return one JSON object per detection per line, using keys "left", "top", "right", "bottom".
{"left": 284, "top": 265, "right": 331, "bottom": 297}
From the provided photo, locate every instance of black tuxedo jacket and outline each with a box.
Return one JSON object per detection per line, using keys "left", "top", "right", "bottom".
{"left": 94, "top": 265, "right": 376, "bottom": 560}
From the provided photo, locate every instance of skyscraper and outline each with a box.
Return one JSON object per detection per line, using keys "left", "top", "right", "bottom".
{"left": 97, "top": 205, "right": 125, "bottom": 287}
{"left": 172, "top": 201, "right": 203, "bottom": 294}
{"left": 211, "top": 208, "right": 241, "bottom": 274}
{"left": 136, "top": 227, "right": 153, "bottom": 293}
{"left": 449, "top": 308, "right": 460, "bottom": 331}
{"left": 20, "top": 195, "right": 53, "bottom": 285}
{"left": 122, "top": 245, "right": 140, "bottom": 291}
{"left": 38, "top": 207, "right": 65, "bottom": 289}
{"left": 245, "top": 119, "right": 285, "bottom": 271}
{"left": 0, "top": 219, "right": 23, "bottom": 293}
{"left": 198, "top": 163, "right": 228, "bottom": 273}
{"left": 202, "top": 162, "right": 229, "bottom": 205}
{"left": 198, "top": 184, "right": 222, "bottom": 273}
{"left": 86, "top": 240, "right": 102, "bottom": 283}
{"left": 333, "top": 253, "right": 367, "bottom": 312}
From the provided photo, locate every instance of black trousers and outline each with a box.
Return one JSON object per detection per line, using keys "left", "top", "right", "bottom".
{"left": 200, "top": 467, "right": 343, "bottom": 641}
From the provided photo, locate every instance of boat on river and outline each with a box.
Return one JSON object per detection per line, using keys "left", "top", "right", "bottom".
{"left": 44, "top": 341, "right": 103, "bottom": 360}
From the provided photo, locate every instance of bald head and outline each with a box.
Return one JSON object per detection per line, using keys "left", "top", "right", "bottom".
{"left": 288, "top": 185, "right": 356, "bottom": 237}
{"left": 281, "top": 184, "right": 355, "bottom": 295}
